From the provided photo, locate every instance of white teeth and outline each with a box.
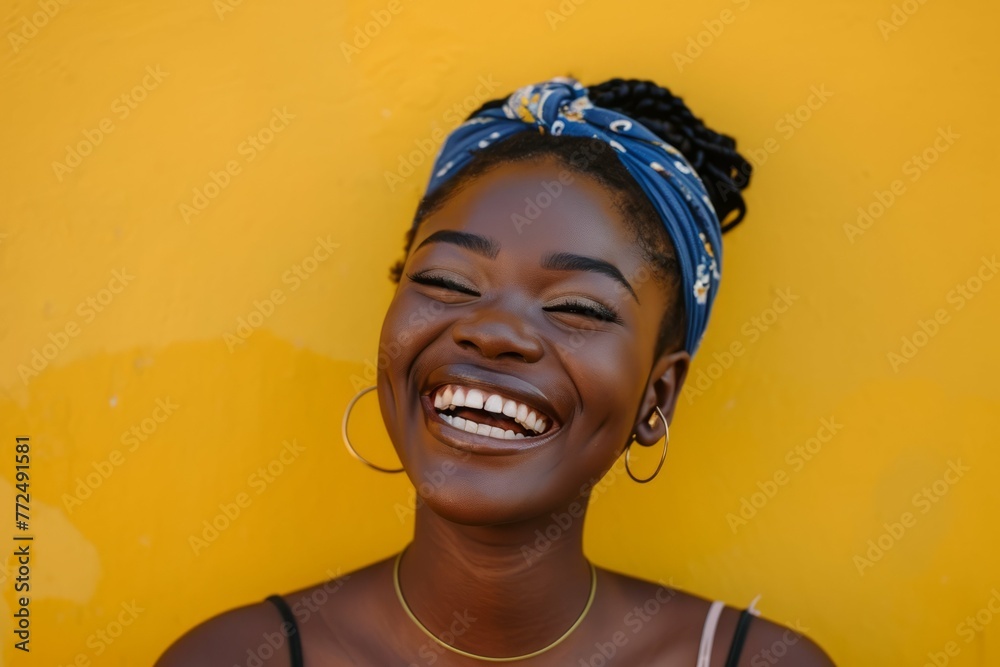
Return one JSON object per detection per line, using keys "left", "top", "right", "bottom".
{"left": 432, "top": 384, "right": 553, "bottom": 436}
{"left": 441, "top": 414, "right": 535, "bottom": 441}
{"left": 465, "top": 389, "right": 485, "bottom": 410}
{"left": 484, "top": 394, "right": 504, "bottom": 413}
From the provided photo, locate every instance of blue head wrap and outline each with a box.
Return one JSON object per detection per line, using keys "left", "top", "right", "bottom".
{"left": 424, "top": 76, "right": 723, "bottom": 356}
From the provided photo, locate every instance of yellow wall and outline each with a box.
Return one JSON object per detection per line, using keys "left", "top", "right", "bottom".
{"left": 1, "top": 0, "right": 997, "bottom": 664}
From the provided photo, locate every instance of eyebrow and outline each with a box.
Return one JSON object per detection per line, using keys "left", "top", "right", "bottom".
{"left": 413, "top": 230, "right": 639, "bottom": 303}
{"left": 415, "top": 230, "right": 499, "bottom": 259}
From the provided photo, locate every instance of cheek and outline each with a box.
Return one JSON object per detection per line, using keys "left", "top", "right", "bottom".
{"left": 557, "top": 335, "right": 648, "bottom": 479}
{"left": 564, "top": 333, "right": 647, "bottom": 421}
{"left": 378, "top": 293, "right": 448, "bottom": 365}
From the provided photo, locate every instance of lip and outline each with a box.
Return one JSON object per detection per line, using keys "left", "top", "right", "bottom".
{"left": 420, "top": 364, "right": 565, "bottom": 456}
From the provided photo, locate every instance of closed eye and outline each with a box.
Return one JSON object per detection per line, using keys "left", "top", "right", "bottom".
{"left": 406, "top": 271, "right": 479, "bottom": 295}
{"left": 545, "top": 299, "right": 623, "bottom": 324}
{"left": 407, "top": 271, "right": 622, "bottom": 324}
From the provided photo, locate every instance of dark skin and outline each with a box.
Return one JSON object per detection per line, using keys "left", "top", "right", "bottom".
{"left": 156, "top": 157, "right": 836, "bottom": 666}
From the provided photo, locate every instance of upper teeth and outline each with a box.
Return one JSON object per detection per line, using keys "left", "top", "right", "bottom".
{"left": 432, "top": 384, "right": 550, "bottom": 437}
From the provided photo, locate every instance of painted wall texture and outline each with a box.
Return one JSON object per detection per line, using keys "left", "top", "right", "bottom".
{"left": 1, "top": 0, "right": 998, "bottom": 664}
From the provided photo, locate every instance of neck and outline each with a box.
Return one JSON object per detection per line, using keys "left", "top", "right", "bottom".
{"left": 398, "top": 501, "right": 594, "bottom": 658}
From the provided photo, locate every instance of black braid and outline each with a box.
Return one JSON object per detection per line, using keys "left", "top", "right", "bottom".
{"left": 586, "top": 78, "right": 751, "bottom": 232}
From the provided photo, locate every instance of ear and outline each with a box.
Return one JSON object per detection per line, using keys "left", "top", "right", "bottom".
{"left": 631, "top": 348, "right": 690, "bottom": 447}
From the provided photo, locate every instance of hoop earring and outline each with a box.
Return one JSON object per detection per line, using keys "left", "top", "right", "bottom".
{"left": 342, "top": 385, "right": 404, "bottom": 473}
{"left": 624, "top": 406, "right": 669, "bottom": 484}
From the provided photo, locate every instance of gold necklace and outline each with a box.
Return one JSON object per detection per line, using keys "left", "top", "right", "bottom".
{"left": 393, "top": 549, "right": 597, "bottom": 662}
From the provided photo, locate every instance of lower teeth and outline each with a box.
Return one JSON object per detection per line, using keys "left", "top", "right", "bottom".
{"left": 440, "top": 413, "right": 527, "bottom": 440}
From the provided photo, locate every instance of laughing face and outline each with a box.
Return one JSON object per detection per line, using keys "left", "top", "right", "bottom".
{"left": 376, "top": 156, "right": 689, "bottom": 525}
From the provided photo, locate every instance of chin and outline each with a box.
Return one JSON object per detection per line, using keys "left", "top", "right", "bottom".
{"left": 406, "top": 460, "right": 565, "bottom": 528}
{"left": 419, "top": 498, "right": 548, "bottom": 529}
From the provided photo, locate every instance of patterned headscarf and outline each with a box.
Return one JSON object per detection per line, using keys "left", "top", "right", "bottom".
{"left": 424, "top": 76, "right": 722, "bottom": 356}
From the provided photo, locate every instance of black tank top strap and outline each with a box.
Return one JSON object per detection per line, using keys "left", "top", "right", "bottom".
{"left": 723, "top": 607, "right": 754, "bottom": 667}
{"left": 265, "top": 594, "right": 305, "bottom": 667}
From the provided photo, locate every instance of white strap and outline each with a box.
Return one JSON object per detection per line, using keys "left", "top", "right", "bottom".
{"left": 696, "top": 600, "right": 725, "bottom": 667}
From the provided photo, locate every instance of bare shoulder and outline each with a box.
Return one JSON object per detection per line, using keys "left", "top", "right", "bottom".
{"left": 155, "top": 556, "right": 393, "bottom": 667}
{"left": 595, "top": 568, "right": 835, "bottom": 666}
{"left": 154, "top": 598, "right": 293, "bottom": 667}
{"left": 732, "top": 612, "right": 836, "bottom": 666}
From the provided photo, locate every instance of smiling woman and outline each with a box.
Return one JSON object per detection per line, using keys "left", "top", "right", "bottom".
{"left": 156, "top": 77, "right": 836, "bottom": 666}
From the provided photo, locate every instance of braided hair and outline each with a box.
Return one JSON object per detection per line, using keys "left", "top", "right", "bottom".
{"left": 387, "top": 78, "right": 753, "bottom": 359}
{"left": 587, "top": 78, "right": 752, "bottom": 230}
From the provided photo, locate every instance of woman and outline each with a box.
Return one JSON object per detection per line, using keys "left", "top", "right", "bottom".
{"left": 157, "top": 77, "right": 835, "bottom": 666}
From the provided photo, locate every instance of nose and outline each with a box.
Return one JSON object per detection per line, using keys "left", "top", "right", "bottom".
{"left": 451, "top": 296, "right": 544, "bottom": 363}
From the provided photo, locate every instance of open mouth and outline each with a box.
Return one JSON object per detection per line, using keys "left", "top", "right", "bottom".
{"left": 430, "top": 384, "right": 555, "bottom": 441}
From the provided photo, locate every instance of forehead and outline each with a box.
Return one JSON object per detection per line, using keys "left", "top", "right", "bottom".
{"left": 414, "top": 158, "right": 648, "bottom": 274}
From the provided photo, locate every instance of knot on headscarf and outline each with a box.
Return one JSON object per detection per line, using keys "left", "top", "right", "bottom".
{"left": 424, "top": 76, "right": 723, "bottom": 356}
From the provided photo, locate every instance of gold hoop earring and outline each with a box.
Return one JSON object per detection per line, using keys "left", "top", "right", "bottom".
{"left": 624, "top": 406, "right": 669, "bottom": 484}
{"left": 342, "top": 385, "right": 404, "bottom": 474}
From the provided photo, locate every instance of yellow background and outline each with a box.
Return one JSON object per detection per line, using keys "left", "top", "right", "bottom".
{"left": 1, "top": 0, "right": 998, "bottom": 664}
